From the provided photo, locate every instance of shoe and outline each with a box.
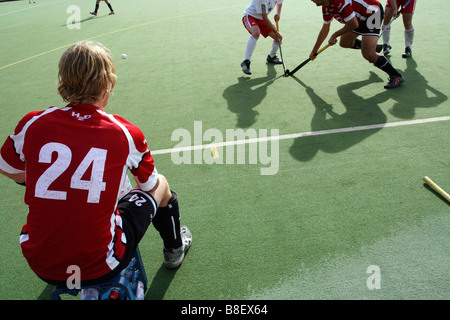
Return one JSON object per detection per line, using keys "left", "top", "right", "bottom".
{"left": 90, "top": 12, "right": 97, "bottom": 16}
{"left": 109, "top": 11, "right": 115, "bottom": 15}
{"left": 384, "top": 74, "right": 405, "bottom": 89}
{"left": 402, "top": 46, "right": 412, "bottom": 58}
{"left": 241, "top": 60, "right": 251, "bottom": 75}
{"left": 266, "top": 54, "right": 283, "bottom": 64}
{"left": 163, "top": 226, "right": 192, "bottom": 269}
{"left": 376, "top": 44, "right": 383, "bottom": 53}
{"left": 383, "top": 44, "right": 392, "bottom": 55}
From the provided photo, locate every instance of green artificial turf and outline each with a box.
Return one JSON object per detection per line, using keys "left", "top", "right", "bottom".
{"left": 0, "top": 0, "right": 448, "bottom": 300}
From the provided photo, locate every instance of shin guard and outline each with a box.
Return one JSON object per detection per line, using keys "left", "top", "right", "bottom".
{"left": 152, "top": 191, "right": 182, "bottom": 250}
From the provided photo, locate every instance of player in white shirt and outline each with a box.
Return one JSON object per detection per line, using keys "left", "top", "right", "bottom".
{"left": 381, "top": 0, "right": 417, "bottom": 58}
{"left": 241, "top": 0, "right": 284, "bottom": 75}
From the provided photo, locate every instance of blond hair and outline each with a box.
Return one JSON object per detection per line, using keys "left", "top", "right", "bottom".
{"left": 58, "top": 40, "right": 117, "bottom": 104}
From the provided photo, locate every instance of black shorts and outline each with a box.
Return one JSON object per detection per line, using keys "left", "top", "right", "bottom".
{"left": 353, "top": 5, "right": 384, "bottom": 36}
{"left": 115, "top": 191, "right": 157, "bottom": 261}
{"left": 41, "top": 189, "right": 158, "bottom": 287}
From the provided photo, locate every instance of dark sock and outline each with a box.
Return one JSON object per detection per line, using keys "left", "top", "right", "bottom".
{"left": 107, "top": 3, "right": 114, "bottom": 12}
{"left": 375, "top": 56, "right": 400, "bottom": 77}
{"left": 152, "top": 191, "right": 182, "bottom": 250}
{"left": 352, "top": 39, "right": 362, "bottom": 49}
{"left": 94, "top": 4, "right": 99, "bottom": 13}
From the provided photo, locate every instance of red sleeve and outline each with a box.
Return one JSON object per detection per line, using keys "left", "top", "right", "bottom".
{"left": 0, "top": 136, "right": 25, "bottom": 173}
{"left": 112, "top": 114, "right": 158, "bottom": 191}
{"left": 0, "top": 110, "right": 44, "bottom": 173}
{"left": 322, "top": 6, "right": 333, "bottom": 23}
{"left": 340, "top": 2, "right": 356, "bottom": 22}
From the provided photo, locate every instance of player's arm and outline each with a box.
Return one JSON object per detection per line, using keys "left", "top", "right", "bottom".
{"left": 274, "top": 2, "right": 282, "bottom": 22}
{"left": 0, "top": 168, "right": 25, "bottom": 184}
{"left": 0, "top": 135, "right": 26, "bottom": 185}
{"left": 310, "top": 22, "right": 330, "bottom": 60}
{"left": 328, "top": 16, "right": 358, "bottom": 45}
{"left": 146, "top": 175, "right": 160, "bottom": 192}
{"left": 262, "top": 13, "right": 282, "bottom": 42}
{"left": 390, "top": 0, "right": 400, "bottom": 18}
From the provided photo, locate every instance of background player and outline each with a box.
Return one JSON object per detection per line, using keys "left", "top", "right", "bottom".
{"left": 241, "top": 0, "right": 284, "bottom": 75}
{"left": 381, "top": 0, "right": 416, "bottom": 58}
{"left": 309, "top": 0, "right": 404, "bottom": 89}
{"left": 0, "top": 40, "right": 192, "bottom": 287}
{"left": 90, "top": 0, "right": 115, "bottom": 16}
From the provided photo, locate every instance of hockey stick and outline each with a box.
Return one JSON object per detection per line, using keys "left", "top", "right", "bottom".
{"left": 275, "top": 20, "right": 287, "bottom": 76}
{"left": 286, "top": 43, "right": 330, "bottom": 76}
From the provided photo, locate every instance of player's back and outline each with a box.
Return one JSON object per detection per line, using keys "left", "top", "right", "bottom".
{"left": 17, "top": 104, "right": 133, "bottom": 281}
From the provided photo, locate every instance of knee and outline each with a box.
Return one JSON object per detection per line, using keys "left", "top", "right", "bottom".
{"left": 339, "top": 38, "right": 353, "bottom": 48}
{"left": 404, "top": 23, "right": 413, "bottom": 30}
{"left": 362, "top": 50, "right": 378, "bottom": 64}
{"left": 251, "top": 28, "right": 261, "bottom": 40}
{"left": 151, "top": 174, "right": 172, "bottom": 207}
{"left": 403, "top": 14, "right": 414, "bottom": 30}
{"left": 158, "top": 174, "right": 171, "bottom": 194}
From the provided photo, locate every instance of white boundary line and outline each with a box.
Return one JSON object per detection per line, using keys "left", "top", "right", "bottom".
{"left": 151, "top": 116, "right": 450, "bottom": 155}
{"left": 0, "top": 1, "right": 60, "bottom": 17}
{"left": 0, "top": 4, "right": 241, "bottom": 70}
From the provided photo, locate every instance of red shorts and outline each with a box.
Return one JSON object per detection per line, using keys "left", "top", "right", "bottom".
{"left": 242, "top": 15, "right": 274, "bottom": 38}
{"left": 386, "top": 0, "right": 416, "bottom": 14}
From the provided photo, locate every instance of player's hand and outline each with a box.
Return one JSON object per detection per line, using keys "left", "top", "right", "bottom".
{"left": 274, "top": 14, "right": 280, "bottom": 22}
{"left": 328, "top": 36, "right": 338, "bottom": 46}
{"left": 392, "top": 5, "right": 400, "bottom": 18}
{"left": 275, "top": 31, "right": 283, "bottom": 43}
{"left": 309, "top": 50, "right": 317, "bottom": 61}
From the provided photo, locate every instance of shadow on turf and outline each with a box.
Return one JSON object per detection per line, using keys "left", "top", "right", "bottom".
{"left": 37, "top": 284, "right": 55, "bottom": 300}
{"left": 144, "top": 264, "right": 178, "bottom": 300}
{"left": 289, "top": 58, "right": 448, "bottom": 162}
{"left": 289, "top": 71, "right": 387, "bottom": 161}
{"left": 387, "top": 58, "right": 448, "bottom": 119}
{"left": 223, "top": 64, "right": 283, "bottom": 128}
{"left": 60, "top": 14, "right": 109, "bottom": 27}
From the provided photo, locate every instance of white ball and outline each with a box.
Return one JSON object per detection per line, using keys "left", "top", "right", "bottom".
{"left": 121, "top": 53, "right": 127, "bottom": 59}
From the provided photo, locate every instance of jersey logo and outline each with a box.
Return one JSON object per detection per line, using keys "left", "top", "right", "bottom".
{"left": 261, "top": 4, "right": 268, "bottom": 14}
{"left": 72, "top": 111, "right": 92, "bottom": 121}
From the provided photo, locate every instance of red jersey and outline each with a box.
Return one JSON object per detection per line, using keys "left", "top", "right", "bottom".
{"left": 322, "top": 0, "right": 381, "bottom": 24}
{"left": 0, "top": 104, "right": 158, "bottom": 282}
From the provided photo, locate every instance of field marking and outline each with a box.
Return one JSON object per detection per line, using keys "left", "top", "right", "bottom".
{"left": 0, "top": 4, "right": 240, "bottom": 70}
{"left": 0, "top": 1, "right": 60, "bottom": 17}
{"left": 151, "top": 116, "right": 450, "bottom": 155}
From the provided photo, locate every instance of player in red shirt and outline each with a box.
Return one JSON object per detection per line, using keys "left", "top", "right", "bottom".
{"left": 381, "top": 0, "right": 416, "bottom": 58}
{"left": 0, "top": 41, "right": 192, "bottom": 287}
{"left": 309, "top": 0, "right": 404, "bottom": 89}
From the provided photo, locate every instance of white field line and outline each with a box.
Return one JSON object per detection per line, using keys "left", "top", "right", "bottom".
{"left": 0, "top": 1, "right": 60, "bottom": 17}
{"left": 151, "top": 116, "right": 450, "bottom": 155}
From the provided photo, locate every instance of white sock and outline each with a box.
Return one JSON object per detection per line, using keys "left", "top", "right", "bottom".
{"left": 244, "top": 36, "right": 258, "bottom": 61}
{"left": 404, "top": 27, "right": 414, "bottom": 48}
{"left": 269, "top": 40, "right": 280, "bottom": 57}
{"left": 382, "top": 24, "right": 391, "bottom": 45}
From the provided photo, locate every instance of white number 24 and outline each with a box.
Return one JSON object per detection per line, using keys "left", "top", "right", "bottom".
{"left": 35, "top": 142, "right": 107, "bottom": 203}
